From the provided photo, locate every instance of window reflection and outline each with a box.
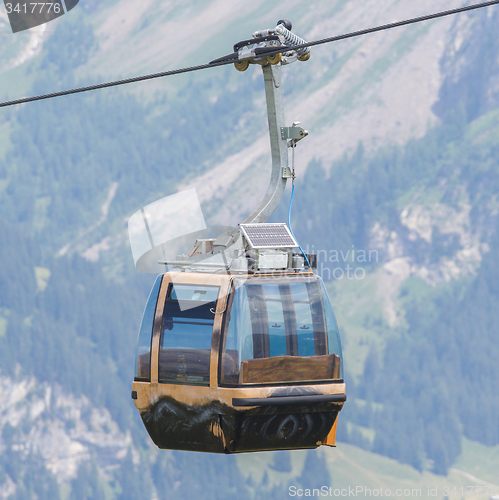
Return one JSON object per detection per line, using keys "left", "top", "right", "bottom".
{"left": 159, "top": 284, "right": 218, "bottom": 386}
{"left": 135, "top": 275, "right": 163, "bottom": 381}
{"left": 220, "top": 276, "right": 342, "bottom": 385}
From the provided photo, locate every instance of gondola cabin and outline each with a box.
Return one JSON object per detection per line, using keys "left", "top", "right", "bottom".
{"left": 2, "top": 0, "right": 492, "bottom": 462}
{"left": 132, "top": 266, "right": 346, "bottom": 453}
{"left": 130, "top": 21, "right": 348, "bottom": 452}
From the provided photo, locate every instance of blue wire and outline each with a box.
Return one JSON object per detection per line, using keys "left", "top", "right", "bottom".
{"left": 288, "top": 183, "right": 312, "bottom": 269}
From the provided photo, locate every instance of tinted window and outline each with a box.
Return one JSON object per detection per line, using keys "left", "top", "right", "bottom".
{"left": 293, "top": 283, "right": 317, "bottom": 356}
{"left": 159, "top": 284, "right": 219, "bottom": 386}
{"left": 135, "top": 275, "right": 162, "bottom": 380}
{"left": 220, "top": 276, "right": 340, "bottom": 385}
{"left": 319, "top": 278, "right": 343, "bottom": 378}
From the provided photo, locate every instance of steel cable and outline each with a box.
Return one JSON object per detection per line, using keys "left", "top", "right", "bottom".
{"left": 1, "top": 0, "right": 498, "bottom": 108}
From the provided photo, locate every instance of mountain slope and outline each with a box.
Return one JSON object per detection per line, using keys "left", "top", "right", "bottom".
{"left": 1, "top": 0, "right": 499, "bottom": 497}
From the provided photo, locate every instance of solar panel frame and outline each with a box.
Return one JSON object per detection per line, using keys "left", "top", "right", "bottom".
{"left": 240, "top": 223, "right": 299, "bottom": 249}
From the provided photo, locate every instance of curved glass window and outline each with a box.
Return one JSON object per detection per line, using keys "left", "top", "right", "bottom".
{"left": 135, "top": 275, "right": 163, "bottom": 381}
{"left": 159, "top": 284, "right": 219, "bottom": 386}
{"left": 220, "top": 276, "right": 342, "bottom": 385}
{"left": 319, "top": 278, "right": 343, "bottom": 379}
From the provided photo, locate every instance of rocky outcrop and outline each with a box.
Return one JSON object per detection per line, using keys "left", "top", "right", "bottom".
{"left": 0, "top": 375, "right": 132, "bottom": 488}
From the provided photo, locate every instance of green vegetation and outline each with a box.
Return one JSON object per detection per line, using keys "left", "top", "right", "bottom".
{"left": 0, "top": 3, "right": 499, "bottom": 498}
{"left": 0, "top": 14, "right": 270, "bottom": 499}
{"left": 236, "top": 441, "right": 499, "bottom": 499}
{"left": 277, "top": 7, "right": 499, "bottom": 476}
{"left": 305, "top": 107, "right": 499, "bottom": 474}
{"left": 454, "top": 438, "right": 499, "bottom": 485}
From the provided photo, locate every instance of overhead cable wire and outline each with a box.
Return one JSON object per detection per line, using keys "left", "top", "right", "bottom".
{"left": 0, "top": 59, "right": 235, "bottom": 108}
{"left": 1, "top": 0, "right": 498, "bottom": 109}
{"left": 266, "top": 0, "right": 499, "bottom": 55}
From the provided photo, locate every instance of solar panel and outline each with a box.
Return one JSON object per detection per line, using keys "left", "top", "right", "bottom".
{"left": 240, "top": 223, "right": 298, "bottom": 249}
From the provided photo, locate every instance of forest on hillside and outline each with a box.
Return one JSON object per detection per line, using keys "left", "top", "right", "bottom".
{"left": 1, "top": 3, "right": 499, "bottom": 499}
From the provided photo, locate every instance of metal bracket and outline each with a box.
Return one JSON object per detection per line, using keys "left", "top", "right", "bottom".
{"left": 282, "top": 166, "right": 293, "bottom": 178}
{"left": 242, "top": 64, "right": 288, "bottom": 224}
{"left": 281, "top": 123, "right": 308, "bottom": 144}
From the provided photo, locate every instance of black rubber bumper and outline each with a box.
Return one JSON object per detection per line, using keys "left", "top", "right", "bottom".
{"left": 232, "top": 393, "right": 347, "bottom": 407}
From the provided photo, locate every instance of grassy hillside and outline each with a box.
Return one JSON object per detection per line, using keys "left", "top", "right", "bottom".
{"left": 237, "top": 439, "right": 499, "bottom": 500}
{"left": 1, "top": 0, "right": 499, "bottom": 498}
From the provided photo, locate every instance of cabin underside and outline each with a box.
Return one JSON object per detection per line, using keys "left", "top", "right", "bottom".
{"left": 141, "top": 395, "right": 342, "bottom": 453}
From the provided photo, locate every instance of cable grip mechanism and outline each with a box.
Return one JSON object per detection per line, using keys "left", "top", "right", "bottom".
{"left": 281, "top": 122, "right": 309, "bottom": 145}
{"left": 233, "top": 20, "right": 312, "bottom": 72}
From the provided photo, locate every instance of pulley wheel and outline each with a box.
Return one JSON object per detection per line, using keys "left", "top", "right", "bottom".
{"left": 266, "top": 53, "right": 282, "bottom": 65}
{"left": 277, "top": 19, "right": 292, "bottom": 31}
{"left": 298, "top": 51, "right": 311, "bottom": 62}
{"left": 234, "top": 60, "right": 250, "bottom": 72}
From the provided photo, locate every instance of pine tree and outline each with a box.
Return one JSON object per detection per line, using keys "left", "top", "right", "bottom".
{"left": 271, "top": 451, "right": 292, "bottom": 473}
{"left": 297, "top": 449, "right": 331, "bottom": 492}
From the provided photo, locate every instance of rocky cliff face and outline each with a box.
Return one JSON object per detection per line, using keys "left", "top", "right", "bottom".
{"left": 0, "top": 375, "right": 132, "bottom": 494}
{"left": 1, "top": 0, "right": 499, "bottom": 494}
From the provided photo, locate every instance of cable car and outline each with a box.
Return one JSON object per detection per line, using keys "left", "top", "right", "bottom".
{"left": 132, "top": 268, "right": 345, "bottom": 453}
{"left": 2, "top": 0, "right": 494, "bottom": 458}
{"left": 130, "top": 20, "right": 347, "bottom": 453}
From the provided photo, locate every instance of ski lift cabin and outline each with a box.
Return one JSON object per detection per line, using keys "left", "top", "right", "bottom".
{"left": 3, "top": 0, "right": 494, "bottom": 461}
{"left": 130, "top": 21, "right": 347, "bottom": 453}
{"left": 132, "top": 266, "right": 345, "bottom": 453}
